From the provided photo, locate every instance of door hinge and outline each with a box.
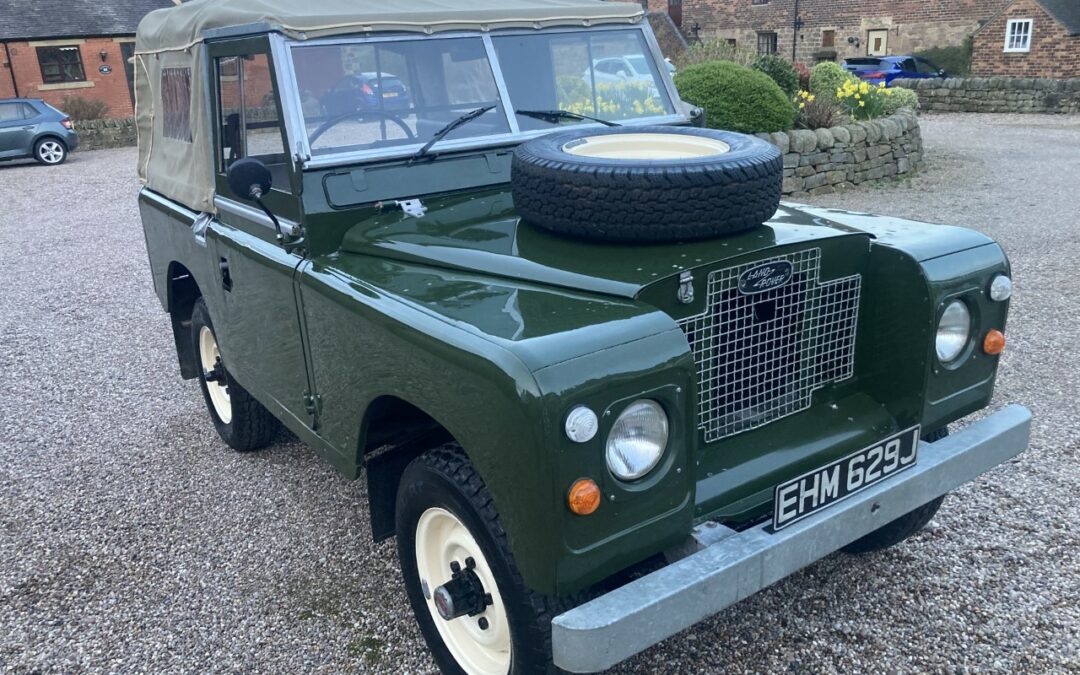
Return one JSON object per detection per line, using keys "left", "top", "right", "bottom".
{"left": 303, "top": 391, "right": 323, "bottom": 419}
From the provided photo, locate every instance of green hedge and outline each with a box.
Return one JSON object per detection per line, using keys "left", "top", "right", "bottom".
{"left": 914, "top": 38, "right": 973, "bottom": 77}
{"left": 751, "top": 54, "right": 800, "bottom": 97}
{"left": 674, "top": 61, "right": 795, "bottom": 134}
{"left": 809, "top": 62, "right": 856, "bottom": 104}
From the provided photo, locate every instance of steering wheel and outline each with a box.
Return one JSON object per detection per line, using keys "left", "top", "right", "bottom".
{"left": 308, "top": 109, "right": 415, "bottom": 146}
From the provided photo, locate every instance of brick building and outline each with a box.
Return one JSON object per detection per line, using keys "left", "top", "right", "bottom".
{"left": 647, "top": 0, "right": 1011, "bottom": 64}
{"left": 0, "top": 0, "right": 171, "bottom": 119}
{"left": 971, "top": 0, "right": 1080, "bottom": 77}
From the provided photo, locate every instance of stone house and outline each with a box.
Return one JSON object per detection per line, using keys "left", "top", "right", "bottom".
{"left": 0, "top": 0, "right": 172, "bottom": 118}
{"left": 644, "top": 0, "right": 1010, "bottom": 64}
{"left": 971, "top": 0, "right": 1080, "bottom": 77}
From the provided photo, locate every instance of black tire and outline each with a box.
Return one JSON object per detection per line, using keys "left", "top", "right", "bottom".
{"left": 190, "top": 298, "right": 280, "bottom": 451}
{"left": 396, "top": 443, "right": 580, "bottom": 674}
{"left": 510, "top": 125, "right": 782, "bottom": 242}
{"left": 33, "top": 137, "right": 67, "bottom": 165}
{"left": 842, "top": 427, "right": 950, "bottom": 554}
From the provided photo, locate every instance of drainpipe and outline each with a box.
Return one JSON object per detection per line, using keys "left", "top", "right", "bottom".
{"left": 791, "top": 0, "right": 802, "bottom": 62}
{"left": 2, "top": 41, "right": 20, "bottom": 98}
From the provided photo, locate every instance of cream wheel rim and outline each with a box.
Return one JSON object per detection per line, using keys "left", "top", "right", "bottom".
{"left": 198, "top": 325, "right": 232, "bottom": 424}
{"left": 415, "top": 507, "right": 511, "bottom": 675}
{"left": 562, "top": 132, "right": 730, "bottom": 160}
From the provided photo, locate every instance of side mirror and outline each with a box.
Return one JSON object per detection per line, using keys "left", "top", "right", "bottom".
{"left": 616, "top": 70, "right": 629, "bottom": 78}
{"left": 938, "top": 69, "right": 947, "bottom": 77}
{"left": 226, "top": 157, "right": 272, "bottom": 200}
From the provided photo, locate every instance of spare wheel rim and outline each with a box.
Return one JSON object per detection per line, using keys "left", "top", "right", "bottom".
{"left": 198, "top": 326, "right": 232, "bottom": 424}
{"left": 562, "top": 132, "right": 730, "bottom": 160}
{"left": 415, "top": 507, "right": 511, "bottom": 675}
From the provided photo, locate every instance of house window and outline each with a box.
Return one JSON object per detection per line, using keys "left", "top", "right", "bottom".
{"left": 1004, "top": 19, "right": 1032, "bottom": 52}
{"left": 37, "top": 46, "right": 86, "bottom": 84}
{"left": 728, "top": 38, "right": 738, "bottom": 47}
{"left": 822, "top": 30, "right": 836, "bottom": 48}
{"left": 757, "top": 32, "right": 778, "bottom": 55}
{"left": 752, "top": 0, "right": 769, "bottom": 5}
{"left": 161, "top": 67, "right": 193, "bottom": 143}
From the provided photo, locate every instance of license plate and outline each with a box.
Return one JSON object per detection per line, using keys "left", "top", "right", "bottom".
{"left": 382, "top": 92, "right": 399, "bottom": 98}
{"left": 772, "top": 426, "right": 921, "bottom": 530}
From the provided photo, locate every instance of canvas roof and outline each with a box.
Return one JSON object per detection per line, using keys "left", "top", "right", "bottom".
{"left": 136, "top": 0, "right": 645, "bottom": 53}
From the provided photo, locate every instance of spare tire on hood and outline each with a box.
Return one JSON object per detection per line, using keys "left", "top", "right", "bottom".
{"left": 511, "top": 126, "right": 782, "bottom": 242}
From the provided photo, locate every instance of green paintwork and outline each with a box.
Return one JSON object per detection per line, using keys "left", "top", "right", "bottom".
{"left": 138, "top": 29, "right": 1013, "bottom": 597}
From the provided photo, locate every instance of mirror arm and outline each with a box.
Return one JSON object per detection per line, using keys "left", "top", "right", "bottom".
{"left": 249, "top": 186, "right": 287, "bottom": 245}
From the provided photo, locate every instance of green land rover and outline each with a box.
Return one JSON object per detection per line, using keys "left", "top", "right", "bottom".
{"left": 134, "top": 0, "right": 1030, "bottom": 672}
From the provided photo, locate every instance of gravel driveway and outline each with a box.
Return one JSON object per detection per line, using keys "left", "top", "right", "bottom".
{"left": 2, "top": 113, "right": 1077, "bottom": 674}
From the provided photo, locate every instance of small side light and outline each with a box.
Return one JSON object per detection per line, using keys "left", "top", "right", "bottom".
{"left": 989, "top": 275, "right": 1012, "bottom": 302}
{"left": 564, "top": 406, "right": 598, "bottom": 443}
{"left": 983, "top": 330, "right": 1006, "bottom": 356}
{"left": 568, "top": 479, "right": 601, "bottom": 516}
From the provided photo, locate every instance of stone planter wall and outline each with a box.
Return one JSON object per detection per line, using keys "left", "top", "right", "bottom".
{"left": 754, "top": 110, "right": 923, "bottom": 198}
{"left": 894, "top": 77, "right": 1080, "bottom": 114}
{"left": 73, "top": 118, "right": 137, "bottom": 151}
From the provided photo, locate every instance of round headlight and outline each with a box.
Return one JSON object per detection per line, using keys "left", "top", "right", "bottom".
{"left": 936, "top": 300, "right": 971, "bottom": 363}
{"left": 606, "top": 399, "right": 668, "bottom": 481}
{"left": 989, "top": 274, "right": 1013, "bottom": 302}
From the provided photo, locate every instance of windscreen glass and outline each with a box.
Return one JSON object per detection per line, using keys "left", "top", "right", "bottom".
{"left": 844, "top": 58, "right": 885, "bottom": 71}
{"left": 291, "top": 36, "right": 509, "bottom": 156}
{"left": 492, "top": 30, "right": 674, "bottom": 131}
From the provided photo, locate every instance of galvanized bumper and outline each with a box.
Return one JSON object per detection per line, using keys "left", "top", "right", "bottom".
{"left": 552, "top": 404, "right": 1032, "bottom": 673}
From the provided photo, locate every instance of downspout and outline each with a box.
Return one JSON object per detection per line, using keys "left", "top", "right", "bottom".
{"left": 2, "top": 41, "right": 20, "bottom": 98}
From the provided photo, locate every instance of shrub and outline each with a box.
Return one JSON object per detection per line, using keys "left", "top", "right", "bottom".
{"left": 882, "top": 87, "right": 920, "bottom": 115}
{"left": 751, "top": 54, "right": 800, "bottom": 97}
{"left": 809, "top": 62, "right": 857, "bottom": 104}
{"left": 674, "top": 39, "right": 758, "bottom": 69}
{"left": 674, "top": 61, "right": 795, "bottom": 134}
{"left": 836, "top": 79, "right": 895, "bottom": 121}
{"left": 793, "top": 90, "right": 841, "bottom": 130}
{"left": 60, "top": 95, "right": 109, "bottom": 121}
{"left": 914, "top": 37, "right": 973, "bottom": 77}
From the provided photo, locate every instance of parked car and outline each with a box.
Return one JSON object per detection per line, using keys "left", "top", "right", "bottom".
{"left": 134, "top": 1, "right": 1029, "bottom": 673}
{"left": 587, "top": 55, "right": 666, "bottom": 84}
{"left": 0, "top": 98, "right": 78, "bottom": 165}
{"left": 319, "top": 72, "right": 412, "bottom": 117}
{"left": 843, "top": 55, "right": 947, "bottom": 86}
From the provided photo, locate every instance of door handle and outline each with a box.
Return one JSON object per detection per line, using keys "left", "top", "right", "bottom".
{"left": 21, "top": 126, "right": 33, "bottom": 130}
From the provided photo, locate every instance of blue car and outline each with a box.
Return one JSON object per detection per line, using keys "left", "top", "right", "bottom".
{"left": 842, "top": 56, "right": 947, "bottom": 87}
{"left": 319, "top": 72, "right": 412, "bottom": 117}
{"left": 0, "top": 98, "right": 79, "bottom": 165}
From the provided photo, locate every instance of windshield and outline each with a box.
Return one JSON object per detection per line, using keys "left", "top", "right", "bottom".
{"left": 492, "top": 30, "right": 673, "bottom": 131}
{"left": 844, "top": 58, "right": 886, "bottom": 70}
{"left": 290, "top": 29, "right": 675, "bottom": 158}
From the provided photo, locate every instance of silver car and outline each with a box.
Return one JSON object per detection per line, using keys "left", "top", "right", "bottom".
{"left": 0, "top": 98, "right": 80, "bottom": 165}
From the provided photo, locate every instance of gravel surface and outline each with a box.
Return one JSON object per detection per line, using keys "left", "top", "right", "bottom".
{"left": 2, "top": 113, "right": 1078, "bottom": 674}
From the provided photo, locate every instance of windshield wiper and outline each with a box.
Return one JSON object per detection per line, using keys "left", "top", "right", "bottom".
{"left": 408, "top": 104, "right": 497, "bottom": 164}
{"left": 515, "top": 109, "right": 620, "bottom": 127}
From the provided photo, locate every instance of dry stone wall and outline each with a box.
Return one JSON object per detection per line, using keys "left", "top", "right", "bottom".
{"left": 894, "top": 77, "right": 1080, "bottom": 114}
{"left": 73, "top": 118, "right": 137, "bottom": 151}
{"left": 754, "top": 110, "right": 923, "bottom": 198}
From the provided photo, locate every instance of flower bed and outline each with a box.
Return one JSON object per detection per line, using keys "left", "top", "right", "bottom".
{"left": 753, "top": 110, "right": 923, "bottom": 197}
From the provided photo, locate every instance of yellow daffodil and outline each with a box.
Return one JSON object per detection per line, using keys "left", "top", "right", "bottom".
{"left": 807, "top": 94, "right": 815, "bottom": 102}
{"left": 859, "top": 81, "right": 870, "bottom": 95}
{"left": 859, "top": 100, "right": 866, "bottom": 107}
{"left": 799, "top": 102, "right": 806, "bottom": 109}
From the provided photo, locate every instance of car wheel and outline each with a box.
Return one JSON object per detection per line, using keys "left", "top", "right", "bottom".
{"left": 842, "top": 427, "right": 949, "bottom": 554}
{"left": 34, "top": 138, "right": 67, "bottom": 165}
{"left": 190, "top": 298, "right": 280, "bottom": 451}
{"left": 396, "top": 443, "right": 581, "bottom": 674}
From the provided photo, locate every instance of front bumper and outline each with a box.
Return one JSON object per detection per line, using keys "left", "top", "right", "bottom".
{"left": 552, "top": 404, "right": 1031, "bottom": 673}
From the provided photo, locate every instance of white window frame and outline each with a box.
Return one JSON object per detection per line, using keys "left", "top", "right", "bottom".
{"left": 1004, "top": 18, "right": 1033, "bottom": 53}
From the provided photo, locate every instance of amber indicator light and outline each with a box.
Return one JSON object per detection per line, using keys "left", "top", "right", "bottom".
{"left": 568, "top": 478, "right": 601, "bottom": 515}
{"left": 984, "top": 329, "right": 1006, "bottom": 355}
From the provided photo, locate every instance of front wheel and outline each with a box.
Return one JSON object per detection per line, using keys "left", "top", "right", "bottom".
{"left": 842, "top": 427, "right": 949, "bottom": 554}
{"left": 190, "top": 298, "right": 280, "bottom": 451}
{"left": 396, "top": 444, "right": 570, "bottom": 675}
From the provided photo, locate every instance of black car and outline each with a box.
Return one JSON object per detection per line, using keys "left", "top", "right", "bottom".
{"left": 0, "top": 98, "right": 79, "bottom": 165}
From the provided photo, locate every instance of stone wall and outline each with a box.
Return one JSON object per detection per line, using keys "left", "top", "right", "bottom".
{"left": 894, "top": 77, "right": 1080, "bottom": 113}
{"left": 754, "top": 110, "right": 923, "bottom": 197}
{"left": 73, "top": 117, "right": 137, "bottom": 151}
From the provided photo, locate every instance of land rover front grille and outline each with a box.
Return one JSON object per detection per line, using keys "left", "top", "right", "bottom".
{"left": 677, "top": 249, "right": 861, "bottom": 442}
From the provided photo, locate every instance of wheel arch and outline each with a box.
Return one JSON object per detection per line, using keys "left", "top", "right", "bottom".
{"left": 166, "top": 261, "right": 203, "bottom": 380}
{"left": 359, "top": 394, "right": 455, "bottom": 542}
